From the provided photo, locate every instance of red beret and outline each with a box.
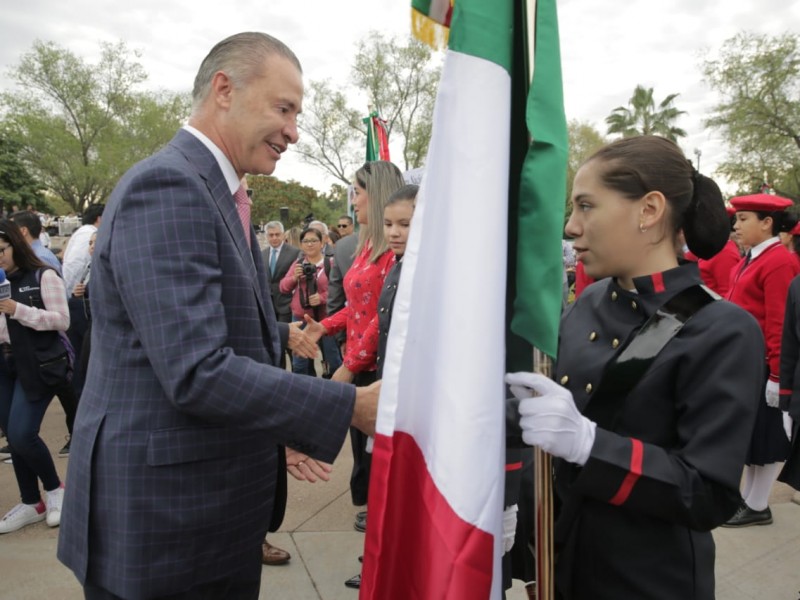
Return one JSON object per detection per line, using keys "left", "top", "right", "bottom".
{"left": 729, "top": 193, "right": 794, "bottom": 213}
{"left": 725, "top": 204, "right": 736, "bottom": 216}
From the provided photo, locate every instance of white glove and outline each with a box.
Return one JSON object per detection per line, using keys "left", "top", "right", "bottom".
{"left": 784, "top": 412, "right": 793, "bottom": 441}
{"left": 765, "top": 380, "right": 780, "bottom": 408}
{"left": 502, "top": 504, "right": 518, "bottom": 554}
{"left": 506, "top": 372, "right": 597, "bottom": 466}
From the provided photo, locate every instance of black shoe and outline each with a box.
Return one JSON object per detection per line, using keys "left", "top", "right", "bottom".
{"left": 344, "top": 573, "right": 361, "bottom": 589}
{"left": 720, "top": 504, "right": 773, "bottom": 527}
{"left": 58, "top": 438, "right": 71, "bottom": 457}
{"left": 0, "top": 445, "right": 10, "bottom": 459}
{"left": 354, "top": 511, "right": 367, "bottom": 533}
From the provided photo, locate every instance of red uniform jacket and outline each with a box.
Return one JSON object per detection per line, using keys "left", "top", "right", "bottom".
{"left": 726, "top": 240, "right": 800, "bottom": 381}
{"left": 689, "top": 240, "right": 741, "bottom": 297}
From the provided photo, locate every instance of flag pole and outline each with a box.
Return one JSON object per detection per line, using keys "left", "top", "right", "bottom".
{"left": 525, "top": 0, "right": 556, "bottom": 598}
{"left": 532, "top": 355, "right": 554, "bottom": 600}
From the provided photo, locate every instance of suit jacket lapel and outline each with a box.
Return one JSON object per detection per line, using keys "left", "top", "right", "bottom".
{"left": 169, "top": 130, "right": 281, "bottom": 364}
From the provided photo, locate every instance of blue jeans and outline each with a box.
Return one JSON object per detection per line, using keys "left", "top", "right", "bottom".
{"left": 0, "top": 369, "right": 60, "bottom": 504}
{"left": 320, "top": 334, "right": 343, "bottom": 375}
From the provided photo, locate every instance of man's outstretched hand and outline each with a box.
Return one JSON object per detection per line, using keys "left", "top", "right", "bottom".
{"left": 287, "top": 321, "right": 320, "bottom": 359}
{"left": 286, "top": 447, "right": 333, "bottom": 482}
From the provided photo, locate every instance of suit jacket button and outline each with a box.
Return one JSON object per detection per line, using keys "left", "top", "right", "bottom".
{"left": 631, "top": 300, "right": 638, "bottom": 310}
{"left": 589, "top": 332, "right": 598, "bottom": 342}
{"left": 585, "top": 383, "right": 593, "bottom": 393}
{"left": 612, "top": 338, "right": 620, "bottom": 348}
{"left": 611, "top": 291, "right": 618, "bottom": 301}
{"left": 560, "top": 375, "right": 569, "bottom": 385}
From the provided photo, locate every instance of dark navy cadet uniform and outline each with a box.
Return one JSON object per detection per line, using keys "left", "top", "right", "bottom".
{"left": 552, "top": 263, "right": 764, "bottom": 599}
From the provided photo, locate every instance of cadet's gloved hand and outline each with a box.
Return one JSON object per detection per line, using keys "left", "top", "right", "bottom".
{"left": 765, "top": 380, "right": 780, "bottom": 408}
{"left": 783, "top": 412, "right": 793, "bottom": 441}
{"left": 502, "top": 504, "right": 518, "bottom": 554}
{"left": 505, "top": 372, "right": 597, "bottom": 466}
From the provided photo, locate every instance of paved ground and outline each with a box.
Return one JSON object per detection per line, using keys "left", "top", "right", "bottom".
{"left": 0, "top": 401, "right": 798, "bottom": 599}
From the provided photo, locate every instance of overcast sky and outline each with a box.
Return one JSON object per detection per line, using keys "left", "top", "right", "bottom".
{"left": 1, "top": 0, "right": 798, "bottom": 194}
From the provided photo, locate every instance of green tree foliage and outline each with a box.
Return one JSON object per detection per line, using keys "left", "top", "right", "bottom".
{"left": 0, "top": 131, "right": 44, "bottom": 210}
{"left": 310, "top": 184, "right": 349, "bottom": 228}
{"left": 605, "top": 85, "right": 687, "bottom": 142}
{"left": 702, "top": 33, "right": 800, "bottom": 199}
{"left": 352, "top": 33, "right": 439, "bottom": 171}
{"left": 565, "top": 120, "right": 608, "bottom": 222}
{"left": 296, "top": 33, "right": 440, "bottom": 185}
{"left": 1, "top": 40, "right": 190, "bottom": 212}
{"left": 247, "top": 175, "right": 319, "bottom": 230}
{"left": 294, "top": 80, "right": 364, "bottom": 185}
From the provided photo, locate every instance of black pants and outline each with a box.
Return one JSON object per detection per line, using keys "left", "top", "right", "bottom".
{"left": 350, "top": 371, "right": 376, "bottom": 506}
{"left": 84, "top": 570, "right": 260, "bottom": 600}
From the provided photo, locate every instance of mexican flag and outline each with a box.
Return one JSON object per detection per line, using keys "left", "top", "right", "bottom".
{"left": 364, "top": 111, "right": 391, "bottom": 162}
{"left": 361, "top": 0, "right": 567, "bottom": 597}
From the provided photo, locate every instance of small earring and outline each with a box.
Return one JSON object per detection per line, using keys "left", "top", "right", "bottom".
{"left": 639, "top": 222, "right": 647, "bottom": 233}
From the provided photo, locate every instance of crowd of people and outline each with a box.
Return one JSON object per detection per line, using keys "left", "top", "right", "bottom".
{"left": 0, "top": 29, "right": 798, "bottom": 600}
{"left": 0, "top": 203, "right": 103, "bottom": 534}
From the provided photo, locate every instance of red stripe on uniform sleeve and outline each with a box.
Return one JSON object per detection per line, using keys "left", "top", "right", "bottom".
{"left": 608, "top": 438, "right": 643, "bottom": 506}
{"left": 505, "top": 462, "right": 523, "bottom": 472}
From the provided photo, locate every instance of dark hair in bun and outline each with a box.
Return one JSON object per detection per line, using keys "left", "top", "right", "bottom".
{"left": 587, "top": 136, "right": 729, "bottom": 259}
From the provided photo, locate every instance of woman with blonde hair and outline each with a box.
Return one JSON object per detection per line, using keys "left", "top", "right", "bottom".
{"left": 312, "top": 160, "right": 404, "bottom": 528}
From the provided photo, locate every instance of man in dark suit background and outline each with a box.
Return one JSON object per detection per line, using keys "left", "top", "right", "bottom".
{"left": 57, "top": 32, "right": 378, "bottom": 600}
{"left": 262, "top": 220, "right": 299, "bottom": 371}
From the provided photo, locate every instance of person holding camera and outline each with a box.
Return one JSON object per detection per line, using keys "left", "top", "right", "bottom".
{"left": 279, "top": 227, "right": 330, "bottom": 376}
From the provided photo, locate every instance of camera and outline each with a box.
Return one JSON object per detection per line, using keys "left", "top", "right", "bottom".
{"left": 302, "top": 261, "right": 317, "bottom": 279}
{"left": 299, "top": 259, "right": 318, "bottom": 309}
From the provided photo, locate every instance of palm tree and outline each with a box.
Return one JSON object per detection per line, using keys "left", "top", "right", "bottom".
{"left": 605, "top": 85, "right": 688, "bottom": 142}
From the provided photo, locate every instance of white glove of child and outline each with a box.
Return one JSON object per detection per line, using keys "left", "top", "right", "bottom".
{"left": 505, "top": 372, "right": 597, "bottom": 466}
{"left": 784, "top": 412, "right": 793, "bottom": 441}
{"left": 502, "top": 504, "right": 518, "bottom": 554}
{"left": 765, "top": 380, "right": 780, "bottom": 408}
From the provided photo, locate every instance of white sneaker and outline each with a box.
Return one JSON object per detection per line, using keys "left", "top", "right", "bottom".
{"left": 45, "top": 486, "right": 64, "bottom": 527}
{"left": 0, "top": 502, "right": 46, "bottom": 534}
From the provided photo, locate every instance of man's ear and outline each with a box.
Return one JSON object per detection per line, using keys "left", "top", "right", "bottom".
{"left": 210, "top": 71, "right": 235, "bottom": 109}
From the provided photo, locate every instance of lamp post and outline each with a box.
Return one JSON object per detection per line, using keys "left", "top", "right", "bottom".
{"left": 694, "top": 148, "right": 702, "bottom": 173}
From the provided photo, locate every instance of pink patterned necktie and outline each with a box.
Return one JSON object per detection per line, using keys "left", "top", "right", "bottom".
{"left": 234, "top": 184, "right": 252, "bottom": 246}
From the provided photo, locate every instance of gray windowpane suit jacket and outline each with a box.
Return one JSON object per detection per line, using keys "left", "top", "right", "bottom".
{"left": 57, "top": 129, "right": 355, "bottom": 598}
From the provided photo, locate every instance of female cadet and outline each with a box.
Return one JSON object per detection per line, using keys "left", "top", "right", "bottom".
{"left": 721, "top": 193, "right": 800, "bottom": 526}
{"left": 506, "top": 136, "right": 764, "bottom": 599}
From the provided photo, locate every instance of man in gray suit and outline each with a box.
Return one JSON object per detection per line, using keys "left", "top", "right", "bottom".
{"left": 262, "top": 220, "right": 300, "bottom": 376}
{"left": 263, "top": 221, "right": 299, "bottom": 324}
{"left": 58, "top": 32, "right": 378, "bottom": 600}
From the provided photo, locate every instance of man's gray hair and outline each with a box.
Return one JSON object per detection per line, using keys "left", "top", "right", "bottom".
{"left": 308, "top": 220, "right": 328, "bottom": 237}
{"left": 266, "top": 221, "right": 285, "bottom": 233}
{"left": 192, "top": 32, "right": 302, "bottom": 113}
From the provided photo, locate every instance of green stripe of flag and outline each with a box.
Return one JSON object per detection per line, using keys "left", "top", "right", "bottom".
{"left": 511, "top": 0, "right": 568, "bottom": 360}
{"left": 448, "top": 0, "right": 512, "bottom": 74}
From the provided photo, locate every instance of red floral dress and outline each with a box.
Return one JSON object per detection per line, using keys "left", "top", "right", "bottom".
{"left": 321, "top": 242, "right": 395, "bottom": 373}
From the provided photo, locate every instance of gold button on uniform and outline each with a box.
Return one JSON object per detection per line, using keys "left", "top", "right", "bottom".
{"left": 589, "top": 332, "right": 598, "bottom": 341}
{"left": 585, "top": 383, "right": 593, "bottom": 393}
{"left": 611, "top": 292, "right": 618, "bottom": 301}
{"left": 631, "top": 300, "right": 638, "bottom": 310}
{"left": 612, "top": 339, "right": 620, "bottom": 348}
{"left": 560, "top": 375, "right": 569, "bottom": 385}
